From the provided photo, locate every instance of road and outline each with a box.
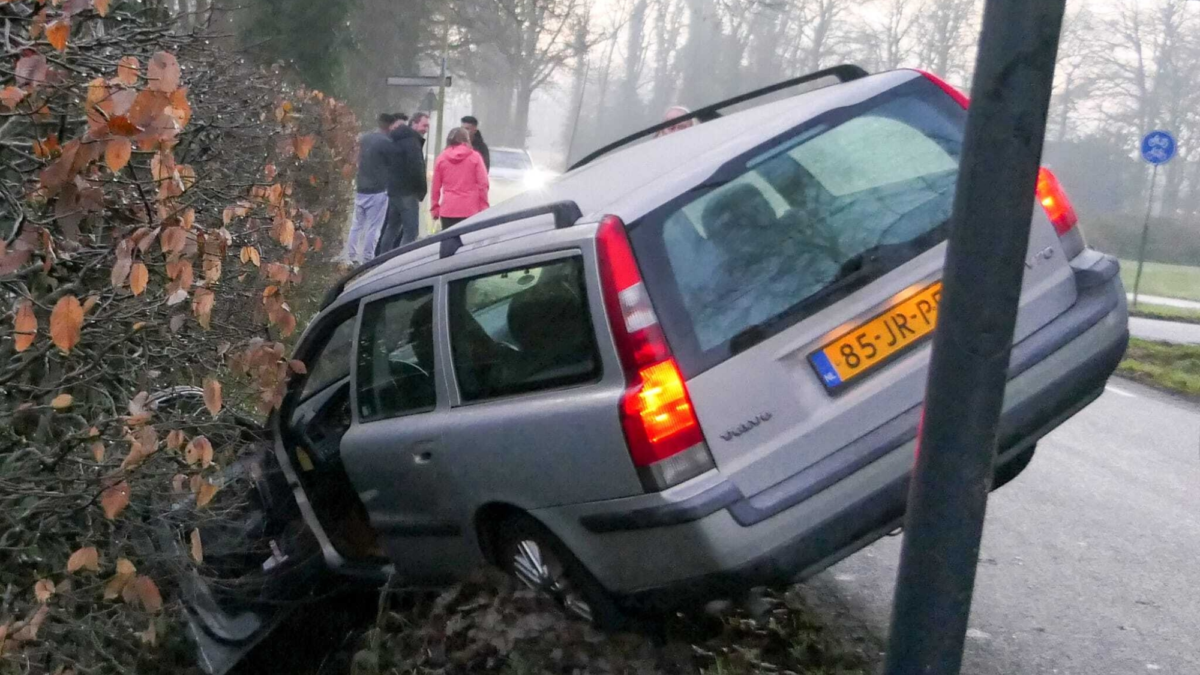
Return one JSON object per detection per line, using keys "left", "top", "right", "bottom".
{"left": 798, "top": 378, "right": 1200, "bottom": 674}
{"left": 1129, "top": 317, "right": 1200, "bottom": 345}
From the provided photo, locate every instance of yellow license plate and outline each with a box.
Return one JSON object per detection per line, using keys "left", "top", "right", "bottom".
{"left": 809, "top": 282, "right": 942, "bottom": 391}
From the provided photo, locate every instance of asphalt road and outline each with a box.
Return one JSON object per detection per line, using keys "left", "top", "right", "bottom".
{"left": 1129, "top": 317, "right": 1200, "bottom": 345}
{"left": 797, "top": 378, "right": 1200, "bottom": 674}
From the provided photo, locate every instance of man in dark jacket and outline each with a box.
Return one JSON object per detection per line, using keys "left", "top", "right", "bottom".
{"left": 376, "top": 112, "right": 430, "bottom": 254}
{"left": 461, "top": 115, "right": 490, "bottom": 171}
{"left": 341, "top": 113, "right": 400, "bottom": 264}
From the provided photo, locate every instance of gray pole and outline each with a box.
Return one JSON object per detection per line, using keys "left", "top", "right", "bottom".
{"left": 882, "top": 0, "right": 1068, "bottom": 672}
{"left": 1132, "top": 164, "right": 1159, "bottom": 309}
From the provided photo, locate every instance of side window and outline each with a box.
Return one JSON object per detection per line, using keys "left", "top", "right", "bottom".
{"left": 449, "top": 257, "right": 600, "bottom": 402}
{"left": 356, "top": 288, "right": 437, "bottom": 422}
{"left": 300, "top": 318, "right": 356, "bottom": 400}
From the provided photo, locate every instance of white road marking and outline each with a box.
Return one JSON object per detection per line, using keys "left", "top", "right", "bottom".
{"left": 1105, "top": 385, "right": 1138, "bottom": 398}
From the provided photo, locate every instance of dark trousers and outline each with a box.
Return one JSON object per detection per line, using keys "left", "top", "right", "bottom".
{"left": 440, "top": 216, "right": 467, "bottom": 228}
{"left": 375, "top": 194, "right": 420, "bottom": 255}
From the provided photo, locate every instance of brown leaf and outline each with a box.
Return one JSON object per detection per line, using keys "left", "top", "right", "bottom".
{"left": 82, "top": 294, "right": 99, "bottom": 314}
{"left": 289, "top": 360, "right": 308, "bottom": 375}
{"left": 197, "top": 481, "right": 219, "bottom": 508}
{"left": 15, "top": 54, "right": 48, "bottom": 88}
{"left": 160, "top": 227, "right": 186, "bottom": 255}
{"left": 34, "top": 579, "right": 55, "bottom": 603}
{"left": 95, "top": 0, "right": 111, "bottom": 16}
{"left": 123, "top": 575, "right": 163, "bottom": 613}
{"left": 129, "top": 262, "right": 148, "bottom": 296}
{"left": 100, "top": 481, "right": 131, "bottom": 520}
{"left": 137, "top": 621, "right": 157, "bottom": 646}
{"left": 108, "top": 115, "right": 140, "bottom": 137}
{"left": 12, "top": 604, "right": 49, "bottom": 642}
{"left": 116, "top": 559, "right": 136, "bottom": 576}
{"left": 203, "top": 378, "right": 222, "bottom": 416}
{"left": 190, "top": 529, "right": 203, "bottom": 563}
{"left": 40, "top": 140, "right": 80, "bottom": 195}
{"left": 90, "top": 441, "right": 105, "bottom": 462}
{"left": 14, "top": 299, "right": 36, "bottom": 352}
{"left": 185, "top": 435, "right": 213, "bottom": 468}
{"left": 181, "top": 208, "right": 195, "bottom": 230}
{"left": 103, "top": 564, "right": 134, "bottom": 600}
{"left": 202, "top": 255, "right": 221, "bottom": 284}
{"left": 105, "top": 137, "right": 132, "bottom": 173}
{"left": 146, "top": 52, "right": 181, "bottom": 93}
{"left": 295, "top": 135, "right": 316, "bottom": 160}
{"left": 192, "top": 288, "right": 214, "bottom": 329}
{"left": 0, "top": 85, "right": 26, "bottom": 109}
{"left": 49, "top": 295, "right": 83, "bottom": 353}
{"left": 51, "top": 393, "right": 73, "bottom": 410}
{"left": 240, "top": 246, "right": 262, "bottom": 267}
{"left": 46, "top": 20, "right": 70, "bottom": 52}
{"left": 169, "top": 87, "right": 191, "bottom": 128}
{"left": 67, "top": 547, "right": 100, "bottom": 573}
{"left": 166, "top": 429, "right": 185, "bottom": 450}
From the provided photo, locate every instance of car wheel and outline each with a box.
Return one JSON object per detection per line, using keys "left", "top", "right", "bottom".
{"left": 496, "top": 515, "right": 627, "bottom": 630}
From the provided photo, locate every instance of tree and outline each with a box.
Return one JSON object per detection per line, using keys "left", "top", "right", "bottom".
{"left": 853, "top": 0, "right": 920, "bottom": 72}
{"left": 240, "top": 0, "right": 357, "bottom": 94}
{"left": 914, "top": 0, "right": 979, "bottom": 82}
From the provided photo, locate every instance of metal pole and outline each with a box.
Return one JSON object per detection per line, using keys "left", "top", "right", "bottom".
{"left": 434, "top": 22, "right": 450, "bottom": 159}
{"left": 1132, "top": 164, "right": 1159, "bottom": 309}
{"left": 882, "top": 0, "right": 1068, "bottom": 672}
{"left": 565, "top": 56, "right": 590, "bottom": 169}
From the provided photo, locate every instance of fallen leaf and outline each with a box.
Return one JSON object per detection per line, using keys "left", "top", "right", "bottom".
{"left": 49, "top": 295, "right": 84, "bottom": 353}
{"left": 100, "top": 481, "right": 131, "bottom": 520}
{"left": 105, "top": 137, "right": 132, "bottom": 173}
{"left": 91, "top": 441, "right": 105, "bottom": 462}
{"left": 103, "top": 561, "right": 135, "bottom": 599}
{"left": 189, "top": 529, "right": 203, "bottom": 563}
{"left": 67, "top": 547, "right": 100, "bottom": 573}
{"left": 82, "top": 295, "right": 99, "bottom": 314}
{"left": 34, "top": 579, "right": 54, "bottom": 603}
{"left": 123, "top": 575, "right": 163, "bottom": 613}
{"left": 203, "top": 378, "right": 222, "bottom": 416}
{"left": 146, "top": 52, "right": 181, "bottom": 93}
{"left": 129, "top": 262, "right": 149, "bottom": 296}
{"left": 197, "top": 481, "right": 218, "bottom": 508}
{"left": 166, "top": 429, "right": 185, "bottom": 450}
{"left": 46, "top": 20, "right": 70, "bottom": 52}
{"left": 14, "top": 299, "right": 36, "bottom": 352}
{"left": 51, "top": 393, "right": 73, "bottom": 410}
{"left": 184, "top": 435, "right": 213, "bottom": 467}
{"left": 295, "top": 135, "right": 316, "bottom": 160}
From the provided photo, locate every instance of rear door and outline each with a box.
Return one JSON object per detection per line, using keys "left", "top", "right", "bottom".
{"left": 628, "top": 75, "right": 1077, "bottom": 497}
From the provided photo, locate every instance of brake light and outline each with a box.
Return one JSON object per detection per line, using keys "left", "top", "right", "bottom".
{"left": 1036, "top": 167, "right": 1078, "bottom": 236}
{"left": 596, "top": 216, "right": 712, "bottom": 489}
{"left": 916, "top": 70, "right": 970, "bottom": 109}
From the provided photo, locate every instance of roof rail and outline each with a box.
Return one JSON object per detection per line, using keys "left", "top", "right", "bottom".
{"left": 569, "top": 64, "right": 870, "bottom": 172}
{"left": 320, "top": 200, "right": 584, "bottom": 310}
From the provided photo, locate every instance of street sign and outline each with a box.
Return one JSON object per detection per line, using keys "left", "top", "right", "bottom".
{"left": 1141, "top": 130, "right": 1176, "bottom": 165}
{"left": 386, "top": 76, "right": 452, "bottom": 88}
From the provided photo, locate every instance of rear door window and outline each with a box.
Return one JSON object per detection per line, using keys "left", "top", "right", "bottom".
{"left": 629, "top": 78, "right": 967, "bottom": 375}
{"left": 448, "top": 257, "right": 600, "bottom": 402}
{"left": 356, "top": 288, "right": 438, "bottom": 422}
{"left": 300, "top": 317, "right": 356, "bottom": 400}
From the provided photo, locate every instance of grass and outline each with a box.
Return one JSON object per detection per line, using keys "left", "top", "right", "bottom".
{"left": 1128, "top": 302, "right": 1200, "bottom": 325}
{"left": 1117, "top": 338, "right": 1200, "bottom": 398}
{"left": 1119, "top": 260, "right": 1200, "bottom": 302}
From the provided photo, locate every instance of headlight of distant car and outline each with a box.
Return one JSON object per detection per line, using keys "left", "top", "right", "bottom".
{"left": 523, "top": 171, "right": 549, "bottom": 190}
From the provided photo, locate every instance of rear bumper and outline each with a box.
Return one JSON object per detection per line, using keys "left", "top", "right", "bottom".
{"left": 535, "top": 254, "right": 1128, "bottom": 602}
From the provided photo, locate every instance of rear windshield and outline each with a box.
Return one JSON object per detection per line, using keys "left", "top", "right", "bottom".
{"left": 492, "top": 150, "right": 533, "bottom": 171}
{"left": 629, "top": 78, "right": 966, "bottom": 376}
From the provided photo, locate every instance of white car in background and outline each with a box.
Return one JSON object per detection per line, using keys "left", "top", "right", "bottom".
{"left": 489, "top": 147, "right": 556, "bottom": 205}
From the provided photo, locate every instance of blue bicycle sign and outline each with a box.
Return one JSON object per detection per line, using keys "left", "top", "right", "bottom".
{"left": 1141, "top": 130, "right": 1176, "bottom": 165}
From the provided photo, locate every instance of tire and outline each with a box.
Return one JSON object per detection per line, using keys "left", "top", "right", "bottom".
{"left": 495, "top": 515, "right": 629, "bottom": 630}
{"left": 993, "top": 444, "right": 1036, "bottom": 491}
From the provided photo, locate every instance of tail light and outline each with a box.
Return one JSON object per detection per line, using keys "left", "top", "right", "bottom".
{"left": 1036, "top": 167, "right": 1079, "bottom": 237}
{"left": 596, "top": 215, "right": 714, "bottom": 491}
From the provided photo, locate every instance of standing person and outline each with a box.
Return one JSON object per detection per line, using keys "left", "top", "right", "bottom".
{"left": 430, "top": 128, "right": 490, "bottom": 229}
{"left": 376, "top": 112, "right": 430, "bottom": 255}
{"left": 340, "top": 112, "right": 400, "bottom": 265}
{"left": 460, "top": 115, "right": 490, "bottom": 171}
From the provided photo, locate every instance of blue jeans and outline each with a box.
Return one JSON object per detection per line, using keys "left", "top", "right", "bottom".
{"left": 346, "top": 192, "right": 388, "bottom": 263}
{"left": 376, "top": 194, "right": 420, "bottom": 255}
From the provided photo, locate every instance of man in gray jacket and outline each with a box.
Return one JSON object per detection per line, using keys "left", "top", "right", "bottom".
{"left": 342, "top": 113, "right": 403, "bottom": 264}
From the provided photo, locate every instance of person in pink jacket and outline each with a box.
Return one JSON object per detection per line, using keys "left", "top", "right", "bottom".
{"left": 430, "top": 127, "right": 490, "bottom": 228}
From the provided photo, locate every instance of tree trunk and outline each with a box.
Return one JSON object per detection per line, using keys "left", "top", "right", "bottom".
{"left": 617, "top": 0, "right": 650, "bottom": 122}
{"left": 512, "top": 78, "right": 534, "bottom": 147}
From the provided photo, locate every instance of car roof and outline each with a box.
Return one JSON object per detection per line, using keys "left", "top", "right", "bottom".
{"left": 342, "top": 69, "right": 919, "bottom": 299}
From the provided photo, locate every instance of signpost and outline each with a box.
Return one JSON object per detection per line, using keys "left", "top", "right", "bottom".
{"left": 1132, "top": 130, "right": 1177, "bottom": 308}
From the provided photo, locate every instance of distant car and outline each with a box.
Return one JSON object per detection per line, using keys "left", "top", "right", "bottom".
{"left": 488, "top": 147, "right": 555, "bottom": 205}
{"left": 193, "top": 66, "right": 1129, "bottom": 655}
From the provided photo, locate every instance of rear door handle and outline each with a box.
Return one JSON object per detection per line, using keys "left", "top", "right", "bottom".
{"left": 413, "top": 451, "right": 433, "bottom": 465}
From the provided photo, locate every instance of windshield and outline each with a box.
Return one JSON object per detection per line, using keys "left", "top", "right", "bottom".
{"left": 492, "top": 150, "right": 533, "bottom": 171}
{"left": 629, "top": 78, "right": 966, "bottom": 375}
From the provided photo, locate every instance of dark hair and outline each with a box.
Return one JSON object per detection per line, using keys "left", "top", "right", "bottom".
{"left": 377, "top": 112, "right": 396, "bottom": 127}
{"left": 410, "top": 111, "right": 430, "bottom": 125}
{"left": 393, "top": 112, "right": 409, "bottom": 122}
{"left": 461, "top": 115, "right": 479, "bottom": 126}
